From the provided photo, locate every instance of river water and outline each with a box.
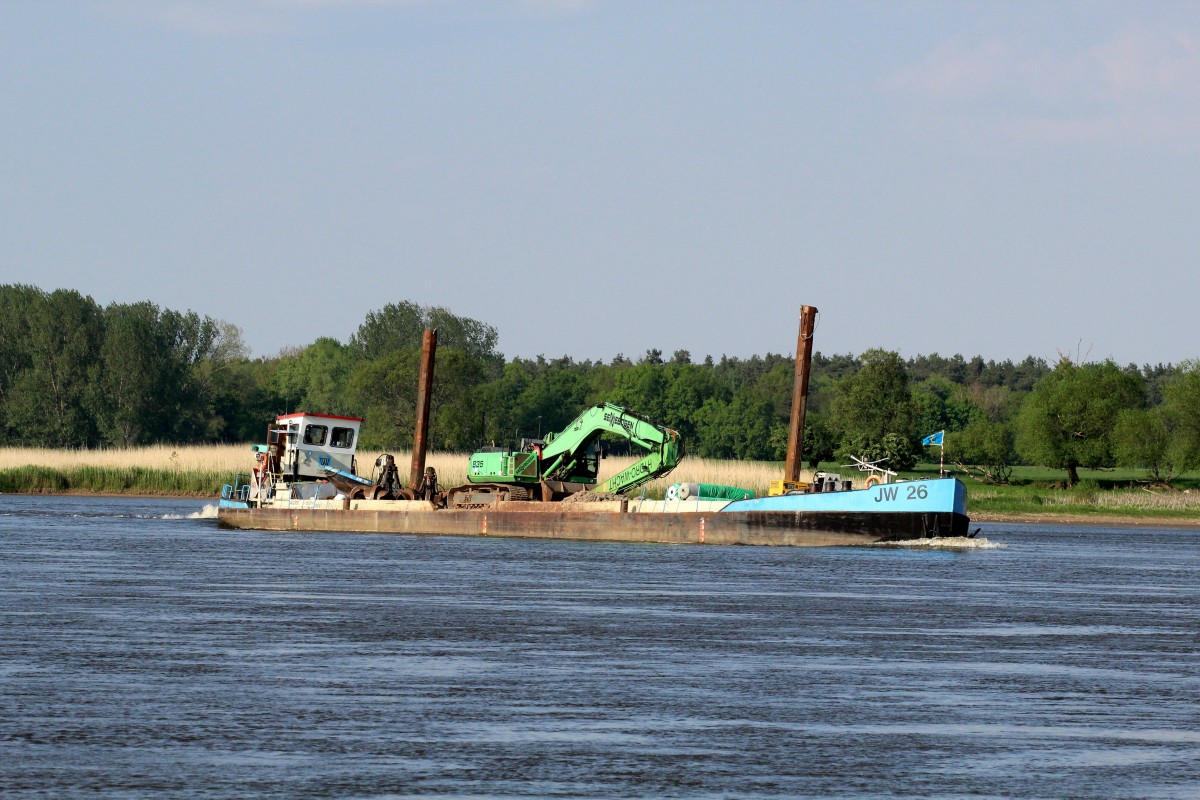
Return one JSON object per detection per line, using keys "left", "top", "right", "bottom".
{"left": 1, "top": 495, "right": 1197, "bottom": 799}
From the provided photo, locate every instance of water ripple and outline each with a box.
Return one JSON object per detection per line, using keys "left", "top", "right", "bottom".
{"left": 1, "top": 496, "right": 1198, "bottom": 799}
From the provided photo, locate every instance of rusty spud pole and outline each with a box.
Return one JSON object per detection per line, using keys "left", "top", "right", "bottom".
{"left": 784, "top": 305, "right": 817, "bottom": 483}
{"left": 410, "top": 328, "right": 438, "bottom": 488}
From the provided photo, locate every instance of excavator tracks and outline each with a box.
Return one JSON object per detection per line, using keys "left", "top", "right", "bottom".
{"left": 444, "top": 483, "right": 531, "bottom": 508}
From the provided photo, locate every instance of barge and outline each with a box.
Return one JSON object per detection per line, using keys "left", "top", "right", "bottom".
{"left": 218, "top": 478, "right": 970, "bottom": 545}
{"left": 217, "top": 306, "right": 970, "bottom": 545}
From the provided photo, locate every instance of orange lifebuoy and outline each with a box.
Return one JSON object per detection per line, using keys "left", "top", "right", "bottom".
{"left": 864, "top": 475, "right": 882, "bottom": 489}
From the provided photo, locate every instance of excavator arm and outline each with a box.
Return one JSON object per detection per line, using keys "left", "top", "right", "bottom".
{"left": 538, "top": 403, "right": 683, "bottom": 495}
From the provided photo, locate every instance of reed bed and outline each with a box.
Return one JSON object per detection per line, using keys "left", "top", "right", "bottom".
{"left": 0, "top": 445, "right": 251, "bottom": 473}
{"left": 0, "top": 465, "right": 227, "bottom": 496}
{"left": 0, "top": 445, "right": 257, "bottom": 495}
{"left": 1042, "top": 489, "right": 1200, "bottom": 511}
{"left": 0, "top": 445, "right": 805, "bottom": 498}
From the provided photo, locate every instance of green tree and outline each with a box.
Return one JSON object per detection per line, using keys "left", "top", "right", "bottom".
{"left": 347, "top": 347, "right": 491, "bottom": 451}
{"left": 801, "top": 413, "right": 840, "bottom": 469}
{"left": 639, "top": 348, "right": 664, "bottom": 366}
{"left": 1112, "top": 409, "right": 1176, "bottom": 484}
{"left": 755, "top": 362, "right": 796, "bottom": 426}
{"left": 96, "top": 302, "right": 179, "bottom": 445}
{"left": 187, "top": 320, "right": 253, "bottom": 441}
{"left": 510, "top": 369, "right": 591, "bottom": 443}
{"left": 425, "top": 348, "right": 493, "bottom": 450}
{"left": 1016, "top": 359, "right": 1144, "bottom": 486}
{"left": 475, "top": 359, "right": 535, "bottom": 446}
{"left": 846, "top": 433, "right": 916, "bottom": 473}
{"left": 1162, "top": 364, "right": 1200, "bottom": 473}
{"left": 346, "top": 349, "right": 422, "bottom": 450}
{"left": 160, "top": 309, "right": 240, "bottom": 441}
{"left": 609, "top": 364, "right": 669, "bottom": 422}
{"left": 201, "top": 358, "right": 284, "bottom": 442}
{"left": 273, "top": 337, "right": 358, "bottom": 416}
{"left": 474, "top": 356, "right": 598, "bottom": 449}
{"left": 351, "top": 300, "right": 500, "bottom": 368}
{"left": 346, "top": 302, "right": 503, "bottom": 451}
{"left": 0, "top": 285, "right": 41, "bottom": 440}
{"left": 832, "top": 349, "right": 918, "bottom": 469}
{"left": 658, "top": 364, "right": 726, "bottom": 449}
{"left": 950, "top": 419, "right": 1016, "bottom": 484}
{"left": 966, "top": 383, "right": 1022, "bottom": 423}
{"left": 5, "top": 289, "right": 103, "bottom": 446}
{"left": 912, "top": 375, "right": 982, "bottom": 436}
{"left": 695, "top": 391, "right": 778, "bottom": 460}
{"left": 1114, "top": 364, "right": 1200, "bottom": 483}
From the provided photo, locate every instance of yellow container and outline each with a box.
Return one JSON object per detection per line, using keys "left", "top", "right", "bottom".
{"left": 767, "top": 479, "right": 809, "bottom": 496}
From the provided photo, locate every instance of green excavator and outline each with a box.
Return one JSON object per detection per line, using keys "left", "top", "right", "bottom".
{"left": 445, "top": 403, "right": 683, "bottom": 507}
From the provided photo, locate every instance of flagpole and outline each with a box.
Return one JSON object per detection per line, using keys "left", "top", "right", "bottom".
{"left": 923, "top": 431, "right": 946, "bottom": 477}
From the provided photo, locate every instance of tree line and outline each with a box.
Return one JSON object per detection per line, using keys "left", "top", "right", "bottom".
{"left": 3, "top": 285, "right": 1198, "bottom": 486}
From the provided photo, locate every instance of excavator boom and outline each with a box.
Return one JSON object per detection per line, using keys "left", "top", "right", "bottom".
{"left": 539, "top": 404, "right": 683, "bottom": 494}
{"left": 464, "top": 402, "right": 683, "bottom": 497}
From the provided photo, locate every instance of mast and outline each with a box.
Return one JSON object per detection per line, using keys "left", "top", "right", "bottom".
{"left": 784, "top": 305, "right": 818, "bottom": 483}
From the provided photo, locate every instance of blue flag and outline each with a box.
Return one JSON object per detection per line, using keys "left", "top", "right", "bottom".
{"left": 922, "top": 431, "right": 944, "bottom": 446}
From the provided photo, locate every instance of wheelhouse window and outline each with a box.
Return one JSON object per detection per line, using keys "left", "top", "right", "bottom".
{"left": 331, "top": 427, "right": 355, "bottom": 449}
{"left": 303, "top": 424, "right": 328, "bottom": 446}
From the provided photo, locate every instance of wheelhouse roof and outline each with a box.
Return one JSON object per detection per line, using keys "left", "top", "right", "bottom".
{"left": 274, "top": 412, "right": 363, "bottom": 423}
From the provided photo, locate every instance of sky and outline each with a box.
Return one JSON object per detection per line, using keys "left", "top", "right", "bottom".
{"left": 2, "top": 1, "right": 1198, "bottom": 366}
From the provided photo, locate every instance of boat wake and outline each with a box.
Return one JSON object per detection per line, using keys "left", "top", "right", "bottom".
{"left": 162, "top": 504, "right": 219, "bottom": 520}
{"left": 872, "top": 536, "right": 1004, "bottom": 550}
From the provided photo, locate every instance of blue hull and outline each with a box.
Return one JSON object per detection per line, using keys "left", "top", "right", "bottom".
{"left": 722, "top": 477, "right": 967, "bottom": 517}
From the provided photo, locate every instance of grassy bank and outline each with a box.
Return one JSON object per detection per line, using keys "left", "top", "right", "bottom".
{"left": 961, "top": 482, "right": 1200, "bottom": 522}
{"left": 0, "top": 445, "right": 250, "bottom": 496}
{"left": 1, "top": 446, "right": 1197, "bottom": 524}
{"left": 0, "top": 465, "right": 227, "bottom": 496}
